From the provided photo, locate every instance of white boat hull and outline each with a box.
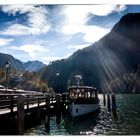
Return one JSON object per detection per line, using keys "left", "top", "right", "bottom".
{"left": 69, "top": 102, "right": 100, "bottom": 117}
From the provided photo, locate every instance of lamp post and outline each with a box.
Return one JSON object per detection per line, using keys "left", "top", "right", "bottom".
{"left": 56, "top": 72, "right": 60, "bottom": 93}
{"left": 5, "top": 61, "right": 10, "bottom": 92}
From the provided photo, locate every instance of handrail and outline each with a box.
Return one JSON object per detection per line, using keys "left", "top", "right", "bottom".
{"left": 0, "top": 90, "right": 67, "bottom": 111}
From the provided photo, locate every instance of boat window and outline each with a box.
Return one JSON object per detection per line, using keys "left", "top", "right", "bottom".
{"left": 81, "top": 92, "right": 84, "bottom": 98}
{"left": 76, "top": 108, "right": 78, "bottom": 113}
{"left": 85, "top": 93, "right": 87, "bottom": 98}
{"left": 70, "top": 92, "right": 75, "bottom": 99}
{"left": 79, "top": 93, "right": 81, "bottom": 97}
{"left": 77, "top": 89, "right": 80, "bottom": 92}
{"left": 92, "top": 92, "right": 95, "bottom": 98}
{"left": 75, "top": 94, "right": 78, "bottom": 99}
{"left": 88, "top": 92, "right": 90, "bottom": 98}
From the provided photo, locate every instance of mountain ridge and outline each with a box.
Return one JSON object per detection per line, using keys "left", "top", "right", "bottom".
{"left": 38, "top": 13, "right": 140, "bottom": 93}
{"left": 23, "top": 60, "right": 46, "bottom": 72}
{"left": 0, "top": 52, "right": 46, "bottom": 72}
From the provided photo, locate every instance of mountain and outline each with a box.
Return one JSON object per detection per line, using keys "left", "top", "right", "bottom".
{"left": 23, "top": 60, "right": 46, "bottom": 72}
{"left": 0, "top": 52, "right": 24, "bottom": 71}
{"left": 38, "top": 13, "right": 140, "bottom": 93}
{"left": 0, "top": 53, "right": 50, "bottom": 92}
{"left": 0, "top": 52, "right": 46, "bottom": 72}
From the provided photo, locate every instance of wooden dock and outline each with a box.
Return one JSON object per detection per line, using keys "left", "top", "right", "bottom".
{"left": 0, "top": 89, "right": 69, "bottom": 135}
{"left": 0, "top": 89, "right": 117, "bottom": 135}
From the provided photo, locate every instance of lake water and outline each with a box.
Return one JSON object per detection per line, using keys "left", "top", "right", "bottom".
{"left": 24, "top": 94, "right": 140, "bottom": 135}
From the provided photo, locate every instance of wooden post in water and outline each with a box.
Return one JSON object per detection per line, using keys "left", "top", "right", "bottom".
{"left": 17, "top": 94, "right": 25, "bottom": 135}
{"left": 111, "top": 93, "right": 117, "bottom": 114}
{"left": 103, "top": 92, "right": 106, "bottom": 106}
{"left": 45, "top": 94, "right": 50, "bottom": 132}
{"left": 26, "top": 95, "right": 29, "bottom": 112}
{"left": 56, "top": 94, "right": 61, "bottom": 124}
{"left": 107, "top": 93, "right": 111, "bottom": 112}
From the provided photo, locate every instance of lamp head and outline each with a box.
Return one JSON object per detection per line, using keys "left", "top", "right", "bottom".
{"left": 5, "top": 61, "right": 10, "bottom": 68}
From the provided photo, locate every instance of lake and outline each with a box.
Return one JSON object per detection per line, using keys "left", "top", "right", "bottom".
{"left": 24, "top": 94, "right": 140, "bottom": 135}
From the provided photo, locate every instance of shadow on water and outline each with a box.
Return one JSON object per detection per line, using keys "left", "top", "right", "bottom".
{"left": 63, "top": 110, "right": 100, "bottom": 135}
{"left": 0, "top": 116, "right": 17, "bottom": 135}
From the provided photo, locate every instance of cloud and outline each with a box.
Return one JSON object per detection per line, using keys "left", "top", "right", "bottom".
{"left": 0, "top": 24, "right": 30, "bottom": 35}
{"left": 1, "top": 5, "right": 50, "bottom": 35}
{"left": 68, "top": 44, "right": 90, "bottom": 50}
{"left": 61, "top": 24, "right": 110, "bottom": 43}
{"left": 62, "top": 5, "right": 90, "bottom": 25}
{"left": 60, "top": 5, "right": 125, "bottom": 43}
{"left": 0, "top": 38, "right": 13, "bottom": 46}
{"left": 87, "top": 5, "right": 126, "bottom": 16}
{"left": 12, "top": 44, "right": 49, "bottom": 59}
{"left": 83, "top": 26, "right": 110, "bottom": 43}
{"left": 62, "top": 5, "right": 126, "bottom": 25}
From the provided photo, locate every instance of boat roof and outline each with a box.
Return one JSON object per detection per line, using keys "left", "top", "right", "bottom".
{"left": 69, "top": 86, "right": 96, "bottom": 90}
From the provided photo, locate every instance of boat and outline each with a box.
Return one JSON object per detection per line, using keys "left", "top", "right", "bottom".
{"left": 68, "top": 75, "right": 100, "bottom": 117}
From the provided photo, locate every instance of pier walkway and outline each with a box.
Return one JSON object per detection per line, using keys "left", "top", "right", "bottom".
{"left": 0, "top": 89, "right": 69, "bottom": 135}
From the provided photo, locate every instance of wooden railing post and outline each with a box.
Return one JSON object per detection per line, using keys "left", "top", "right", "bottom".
{"left": 17, "top": 94, "right": 25, "bottom": 135}
{"left": 51, "top": 94, "right": 53, "bottom": 103}
{"left": 45, "top": 94, "right": 50, "bottom": 132}
{"left": 107, "top": 93, "right": 111, "bottom": 112}
{"left": 26, "top": 95, "right": 29, "bottom": 112}
{"left": 38, "top": 98, "right": 40, "bottom": 107}
{"left": 56, "top": 94, "right": 61, "bottom": 124}
{"left": 103, "top": 92, "right": 106, "bottom": 106}
{"left": 10, "top": 95, "right": 14, "bottom": 118}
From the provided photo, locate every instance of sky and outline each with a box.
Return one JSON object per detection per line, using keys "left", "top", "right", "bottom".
{"left": 0, "top": 4, "right": 140, "bottom": 64}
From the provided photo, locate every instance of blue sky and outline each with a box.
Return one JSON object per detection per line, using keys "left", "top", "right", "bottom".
{"left": 0, "top": 5, "right": 140, "bottom": 64}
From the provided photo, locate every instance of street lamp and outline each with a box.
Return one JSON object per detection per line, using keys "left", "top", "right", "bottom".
{"left": 56, "top": 72, "right": 60, "bottom": 76}
{"left": 56, "top": 72, "right": 60, "bottom": 93}
{"left": 5, "top": 61, "right": 10, "bottom": 92}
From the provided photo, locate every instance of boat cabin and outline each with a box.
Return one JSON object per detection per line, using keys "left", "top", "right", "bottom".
{"left": 68, "top": 86, "right": 99, "bottom": 104}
